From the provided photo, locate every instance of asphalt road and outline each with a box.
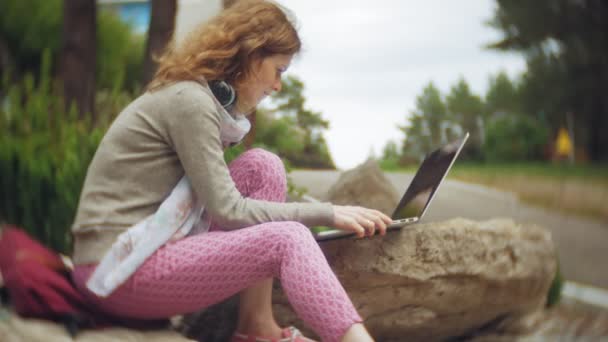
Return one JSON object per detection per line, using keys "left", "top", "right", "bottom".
{"left": 290, "top": 170, "right": 608, "bottom": 289}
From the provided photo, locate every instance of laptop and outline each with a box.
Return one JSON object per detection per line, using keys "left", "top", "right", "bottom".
{"left": 314, "top": 132, "right": 469, "bottom": 241}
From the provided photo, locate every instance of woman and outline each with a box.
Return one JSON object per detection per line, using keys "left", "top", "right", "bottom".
{"left": 71, "top": 1, "right": 391, "bottom": 341}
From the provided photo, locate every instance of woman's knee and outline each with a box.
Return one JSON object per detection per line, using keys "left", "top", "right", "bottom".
{"left": 236, "top": 148, "right": 285, "bottom": 173}
{"left": 229, "top": 148, "right": 287, "bottom": 199}
{"left": 263, "top": 221, "right": 314, "bottom": 247}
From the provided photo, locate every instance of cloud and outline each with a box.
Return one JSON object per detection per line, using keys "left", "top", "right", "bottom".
{"left": 183, "top": 0, "right": 525, "bottom": 169}
{"left": 268, "top": 0, "right": 526, "bottom": 169}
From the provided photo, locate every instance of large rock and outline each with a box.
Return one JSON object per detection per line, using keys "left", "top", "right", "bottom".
{"left": 271, "top": 218, "right": 557, "bottom": 341}
{"left": 325, "top": 158, "right": 399, "bottom": 215}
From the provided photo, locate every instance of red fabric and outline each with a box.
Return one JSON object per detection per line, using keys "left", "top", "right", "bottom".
{"left": 0, "top": 226, "right": 96, "bottom": 321}
{"left": 0, "top": 225, "right": 167, "bottom": 330}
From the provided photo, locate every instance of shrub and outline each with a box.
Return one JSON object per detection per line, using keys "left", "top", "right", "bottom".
{"left": 483, "top": 114, "right": 549, "bottom": 162}
{"left": 0, "top": 52, "right": 106, "bottom": 254}
{"left": 378, "top": 157, "right": 401, "bottom": 171}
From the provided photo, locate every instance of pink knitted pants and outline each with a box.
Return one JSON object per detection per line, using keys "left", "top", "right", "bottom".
{"left": 72, "top": 148, "right": 362, "bottom": 342}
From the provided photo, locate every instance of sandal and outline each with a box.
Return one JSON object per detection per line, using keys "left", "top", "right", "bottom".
{"left": 231, "top": 326, "right": 317, "bottom": 342}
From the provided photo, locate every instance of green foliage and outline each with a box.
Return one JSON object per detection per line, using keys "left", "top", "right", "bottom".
{"left": 451, "top": 162, "right": 608, "bottom": 182}
{"left": 415, "top": 82, "right": 447, "bottom": 148}
{"left": 485, "top": 71, "right": 520, "bottom": 115}
{"left": 399, "top": 76, "right": 551, "bottom": 164}
{"left": 381, "top": 140, "right": 400, "bottom": 161}
{"left": 263, "top": 75, "right": 335, "bottom": 169}
{"left": 256, "top": 109, "right": 305, "bottom": 155}
{"left": 97, "top": 10, "right": 145, "bottom": 91}
{"left": 223, "top": 143, "right": 246, "bottom": 165}
{"left": 0, "top": 0, "right": 144, "bottom": 92}
{"left": 446, "top": 78, "right": 485, "bottom": 160}
{"left": 488, "top": 0, "right": 608, "bottom": 161}
{"left": 483, "top": 114, "right": 549, "bottom": 162}
{"left": 0, "top": 51, "right": 106, "bottom": 253}
{"left": 0, "top": 0, "right": 62, "bottom": 72}
{"left": 400, "top": 82, "right": 448, "bottom": 163}
{"left": 518, "top": 53, "right": 571, "bottom": 132}
{"left": 378, "top": 158, "right": 401, "bottom": 171}
{"left": 378, "top": 140, "right": 401, "bottom": 170}
{"left": 546, "top": 261, "right": 563, "bottom": 307}
{"left": 272, "top": 76, "right": 329, "bottom": 133}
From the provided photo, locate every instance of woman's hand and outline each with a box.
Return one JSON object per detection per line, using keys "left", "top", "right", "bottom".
{"left": 332, "top": 205, "right": 393, "bottom": 238}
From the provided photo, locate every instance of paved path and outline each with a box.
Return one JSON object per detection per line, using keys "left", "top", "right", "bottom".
{"left": 290, "top": 170, "right": 608, "bottom": 289}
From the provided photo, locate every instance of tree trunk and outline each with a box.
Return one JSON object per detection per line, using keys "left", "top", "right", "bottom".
{"left": 586, "top": 1, "right": 608, "bottom": 162}
{"left": 59, "top": 0, "right": 96, "bottom": 120}
{"left": 589, "top": 64, "right": 608, "bottom": 162}
{"left": 0, "top": 35, "right": 15, "bottom": 80}
{"left": 141, "top": 0, "right": 177, "bottom": 87}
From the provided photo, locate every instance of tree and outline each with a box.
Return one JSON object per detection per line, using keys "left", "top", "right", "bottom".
{"left": 59, "top": 0, "right": 96, "bottom": 119}
{"left": 1, "top": 0, "right": 145, "bottom": 95}
{"left": 382, "top": 140, "right": 400, "bottom": 161}
{"left": 141, "top": 0, "right": 177, "bottom": 87}
{"left": 488, "top": 0, "right": 608, "bottom": 161}
{"left": 0, "top": 0, "right": 62, "bottom": 79}
{"left": 264, "top": 75, "right": 335, "bottom": 169}
{"left": 400, "top": 82, "right": 448, "bottom": 162}
{"left": 0, "top": 35, "right": 15, "bottom": 84}
{"left": 272, "top": 76, "right": 329, "bottom": 142}
{"left": 485, "top": 71, "right": 519, "bottom": 116}
{"left": 446, "top": 78, "right": 484, "bottom": 159}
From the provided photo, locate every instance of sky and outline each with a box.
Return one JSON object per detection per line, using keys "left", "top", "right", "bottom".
{"left": 179, "top": 0, "right": 527, "bottom": 169}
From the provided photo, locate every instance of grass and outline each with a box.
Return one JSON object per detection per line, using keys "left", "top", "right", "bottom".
{"left": 385, "top": 161, "right": 608, "bottom": 222}
{"left": 450, "top": 162, "right": 608, "bottom": 185}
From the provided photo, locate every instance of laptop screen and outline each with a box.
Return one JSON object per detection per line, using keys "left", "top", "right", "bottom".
{"left": 391, "top": 136, "right": 466, "bottom": 220}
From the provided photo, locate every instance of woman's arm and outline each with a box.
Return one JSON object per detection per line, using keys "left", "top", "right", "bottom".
{"left": 165, "top": 84, "right": 334, "bottom": 229}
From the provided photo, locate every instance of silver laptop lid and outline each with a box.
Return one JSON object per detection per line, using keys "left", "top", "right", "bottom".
{"left": 391, "top": 133, "right": 469, "bottom": 220}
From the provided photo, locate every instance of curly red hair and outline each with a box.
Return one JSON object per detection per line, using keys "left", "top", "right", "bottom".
{"left": 148, "top": 0, "right": 301, "bottom": 94}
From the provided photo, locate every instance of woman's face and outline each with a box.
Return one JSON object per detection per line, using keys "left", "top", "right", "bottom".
{"left": 238, "top": 54, "right": 292, "bottom": 113}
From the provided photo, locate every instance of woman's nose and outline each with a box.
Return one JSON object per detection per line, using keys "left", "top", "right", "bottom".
{"left": 272, "top": 78, "right": 282, "bottom": 92}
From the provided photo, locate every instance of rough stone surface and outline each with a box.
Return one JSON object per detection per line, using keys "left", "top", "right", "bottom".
{"left": 324, "top": 159, "right": 400, "bottom": 215}
{"left": 271, "top": 218, "right": 557, "bottom": 341}
{"left": 0, "top": 217, "right": 557, "bottom": 341}
{"left": 0, "top": 307, "right": 194, "bottom": 342}
{"left": 467, "top": 297, "right": 608, "bottom": 341}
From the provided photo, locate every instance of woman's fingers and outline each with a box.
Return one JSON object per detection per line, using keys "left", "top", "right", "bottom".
{"left": 369, "top": 215, "right": 387, "bottom": 236}
{"left": 350, "top": 217, "right": 366, "bottom": 238}
{"left": 357, "top": 208, "right": 390, "bottom": 236}
{"left": 332, "top": 205, "right": 393, "bottom": 238}
{"left": 373, "top": 209, "right": 392, "bottom": 236}
{"left": 363, "top": 218, "right": 375, "bottom": 236}
{"left": 359, "top": 216, "right": 377, "bottom": 237}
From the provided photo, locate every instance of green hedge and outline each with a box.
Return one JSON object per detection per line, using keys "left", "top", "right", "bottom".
{"left": 0, "top": 52, "right": 105, "bottom": 254}
{"left": 483, "top": 114, "right": 549, "bottom": 162}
